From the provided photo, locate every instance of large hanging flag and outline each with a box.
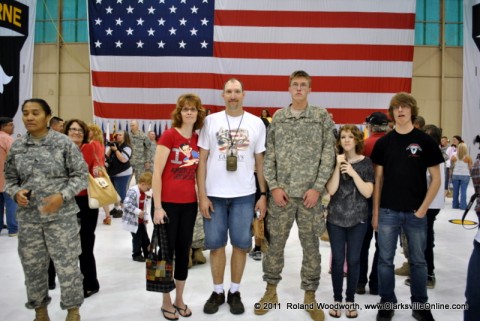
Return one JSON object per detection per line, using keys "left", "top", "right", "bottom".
{"left": 88, "top": 0, "right": 415, "bottom": 125}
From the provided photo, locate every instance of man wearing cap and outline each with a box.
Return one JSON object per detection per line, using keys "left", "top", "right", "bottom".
{"left": 357, "top": 112, "right": 389, "bottom": 296}
{"left": 0, "top": 117, "right": 18, "bottom": 236}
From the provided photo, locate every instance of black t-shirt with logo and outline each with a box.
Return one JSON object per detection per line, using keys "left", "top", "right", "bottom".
{"left": 371, "top": 128, "right": 444, "bottom": 212}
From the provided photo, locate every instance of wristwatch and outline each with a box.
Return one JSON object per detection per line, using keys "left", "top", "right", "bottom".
{"left": 259, "top": 192, "right": 267, "bottom": 197}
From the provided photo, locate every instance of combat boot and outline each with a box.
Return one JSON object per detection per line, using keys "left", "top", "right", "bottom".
{"left": 192, "top": 248, "right": 206, "bottom": 264}
{"left": 394, "top": 261, "right": 410, "bottom": 276}
{"left": 254, "top": 283, "right": 278, "bottom": 315}
{"left": 34, "top": 306, "right": 50, "bottom": 321}
{"left": 304, "top": 290, "right": 325, "bottom": 321}
{"left": 65, "top": 307, "right": 80, "bottom": 321}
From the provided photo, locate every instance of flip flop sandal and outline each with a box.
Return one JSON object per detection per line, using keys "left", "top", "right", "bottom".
{"left": 161, "top": 308, "right": 178, "bottom": 321}
{"left": 173, "top": 304, "right": 192, "bottom": 317}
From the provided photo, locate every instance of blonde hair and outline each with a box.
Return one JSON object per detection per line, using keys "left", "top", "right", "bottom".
{"left": 138, "top": 172, "right": 153, "bottom": 185}
{"left": 88, "top": 123, "right": 104, "bottom": 144}
{"left": 456, "top": 142, "right": 468, "bottom": 160}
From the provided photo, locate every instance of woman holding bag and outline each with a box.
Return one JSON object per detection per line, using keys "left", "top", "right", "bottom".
{"left": 152, "top": 94, "right": 206, "bottom": 320}
{"left": 64, "top": 119, "right": 101, "bottom": 298}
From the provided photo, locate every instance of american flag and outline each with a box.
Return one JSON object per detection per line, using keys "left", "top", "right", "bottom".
{"left": 88, "top": 0, "right": 415, "bottom": 128}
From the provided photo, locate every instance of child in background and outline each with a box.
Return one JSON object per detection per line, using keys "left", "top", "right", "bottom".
{"left": 122, "top": 172, "right": 153, "bottom": 262}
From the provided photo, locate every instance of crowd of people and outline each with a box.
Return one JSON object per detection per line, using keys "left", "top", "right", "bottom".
{"left": 0, "top": 70, "right": 478, "bottom": 321}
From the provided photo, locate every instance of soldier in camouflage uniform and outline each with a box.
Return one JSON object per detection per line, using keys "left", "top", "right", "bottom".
{"left": 5, "top": 99, "right": 88, "bottom": 321}
{"left": 255, "top": 71, "right": 336, "bottom": 321}
{"left": 188, "top": 209, "right": 206, "bottom": 268}
{"left": 129, "top": 120, "right": 154, "bottom": 182}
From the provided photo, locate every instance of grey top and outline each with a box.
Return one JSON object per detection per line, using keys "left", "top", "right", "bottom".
{"left": 327, "top": 157, "right": 375, "bottom": 227}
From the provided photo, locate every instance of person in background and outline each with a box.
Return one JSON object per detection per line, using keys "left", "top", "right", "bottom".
{"left": 105, "top": 130, "right": 133, "bottom": 218}
{"left": 64, "top": 119, "right": 101, "bottom": 299}
{"left": 261, "top": 109, "right": 272, "bottom": 124}
{"left": 5, "top": 98, "right": 87, "bottom": 321}
{"left": 122, "top": 172, "right": 152, "bottom": 262}
{"left": 464, "top": 151, "right": 480, "bottom": 321}
{"left": 413, "top": 115, "right": 425, "bottom": 130}
{"left": 0, "top": 117, "right": 18, "bottom": 237}
{"left": 153, "top": 93, "right": 206, "bottom": 320}
{"left": 371, "top": 92, "right": 443, "bottom": 321}
{"left": 49, "top": 116, "right": 64, "bottom": 132}
{"left": 147, "top": 130, "right": 157, "bottom": 169}
{"left": 88, "top": 123, "right": 112, "bottom": 225}
{"left": 130, "top": 120, "right": 154, "bottom": 183}
{"left": 257, "top": 70, "right": 335, "bottom": 321}
{"left": 198, "top": 79, "right": 267, "bottom": 316}
{"left": 451, "top": 142, "right": 473, "bottom": 210}
{"left": 441, "top": 136, "right": 451, "bottom": 197}
{"left": 357, "top": 112, "right": 389, "bottom": 296}
{"left": 403, "top": 124, "right": 445, "bottom": 290}
{"left": 325, "top": 125, "right": 374, "bottom": 318}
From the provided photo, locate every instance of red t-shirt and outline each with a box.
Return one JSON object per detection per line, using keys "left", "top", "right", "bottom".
{"left": 138, "top": 190, "right": 145, "bottom": 224}
{"left": 158, "top": 128, "right": 199, "bottom": 203}
{"left": 79, "top": 143, "right": 96, "bottom": 196}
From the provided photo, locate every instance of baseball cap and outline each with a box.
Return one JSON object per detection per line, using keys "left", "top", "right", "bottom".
{"left": 366, "top": 112, "right": 388, "bottom": 126}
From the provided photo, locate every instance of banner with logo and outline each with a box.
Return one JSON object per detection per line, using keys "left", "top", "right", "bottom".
{"left": 0, "top": 0, "right": 35, "bottom": 136}
{"left": 463, "top": 0, "right": 480, "bottom": 156}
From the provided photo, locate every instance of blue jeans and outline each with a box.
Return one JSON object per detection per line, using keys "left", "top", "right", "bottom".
{"left": 465, "top": 238, "right": 480, "bottom": 321}
{"left": 452, "top": 175, "right": 470, "bottom": 209}
{"left": 378, "top": 208, "right": 428, "bottom": 304}
{"left": 327, "top": 221, "right": 367, "bottom": 302}
{"left": 203, "top": 194, "right": 254, "bottom": 250}
{"left": 111, "top": 174, "right": 131, "bottom": 202}
{"left": 0, "top": 192, "right": 18, "bottom": 234}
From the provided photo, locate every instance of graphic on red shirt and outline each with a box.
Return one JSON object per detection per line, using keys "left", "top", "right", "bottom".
{"left": 179, "top": 143, "right": 199, "bottom": 167}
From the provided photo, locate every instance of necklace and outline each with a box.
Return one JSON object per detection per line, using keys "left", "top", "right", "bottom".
{"left": 225, "top": 111, "right": 244, "bottom": 156}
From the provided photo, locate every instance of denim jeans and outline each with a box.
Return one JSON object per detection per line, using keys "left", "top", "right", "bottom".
{"left": 358, "top": 199, "right": 379, "bottom": 292}
{"left": 327, "top": 221, "right": 367, "bottom": 302}
{"left": 111, "top": 174, "right": 132, "bottom": 202}
{"left": 451, "top": 175, "right": 470, "bottom": 209}
{"left": 378, "top": 208, "right": 428, "bottom": 304}
{"left": 465, "top": 239, "right": 480, "bottom": 321}
{"left": 0, "top": 192, "right": 18, "bottom": 234}
{"left": 203, "top": 194, "right": 254, "bottom": 250}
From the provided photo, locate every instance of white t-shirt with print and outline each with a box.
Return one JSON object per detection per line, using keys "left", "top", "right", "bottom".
{"left": 198, "top": 110, "right": 266, "bottom": 198}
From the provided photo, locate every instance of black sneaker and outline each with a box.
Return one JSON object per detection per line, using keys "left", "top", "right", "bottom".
{"left": 377, "top": 308, "right": 394, "bottom": 321}
{"left": 356, "top": 284, "right": 366, "bottom": 294}
{"left": 132, "top": 255, "right": 145, "bottom": 262}
{"left": 413, "top": 309, "right": 435, "bottom": 321}
{"left": 204, "top": 291, "right": 225, "bottom": 314}
{"left": 48, "top": 281, "right": 56, "bottom": 290}
{"left": 110, "top": 208, "right": 123, "bottom": 218}
{"left": 227, "top": 291, "right": 245, "bottom": 314}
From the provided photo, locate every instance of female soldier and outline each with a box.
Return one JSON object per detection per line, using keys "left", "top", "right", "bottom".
{"left": 5, "top": 98, "right": 87, "bottom": 321}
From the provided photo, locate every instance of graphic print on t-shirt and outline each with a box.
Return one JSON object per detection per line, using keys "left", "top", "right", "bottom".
{"left": 406, "top": 143, "right": 422, "bottom": 157}
{"left": 178, "top": 143, "right": 199, "bottom": 167}
{"left": 216, "top": 127, "right": 250, "bottom": 157}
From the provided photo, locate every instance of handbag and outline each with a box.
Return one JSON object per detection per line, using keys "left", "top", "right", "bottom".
{"left": 146, "top": 222, "right": 175, "bottom": 293}
{"left": 87, "top": 166, "right": 120, "bottom": 209}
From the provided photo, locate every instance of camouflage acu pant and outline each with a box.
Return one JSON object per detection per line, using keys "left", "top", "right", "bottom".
{"left": 131, "top": 162, "right": 148, "bottom": 183}
{"left": 191, "top": 209, "right": 204, "bottom": 249}
{"left": 263, "top": 197, "right": 324, "bottom": 291}
{"left": 18, "top": 215, "right": 83, "bottom": 310}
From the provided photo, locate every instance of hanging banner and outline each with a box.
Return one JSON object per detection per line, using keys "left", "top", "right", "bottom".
{"left": 463, "top": 0, "right": 480, "bottom": 156}
{"left": 0, "top": 0, "right": 35, "bottom": 136}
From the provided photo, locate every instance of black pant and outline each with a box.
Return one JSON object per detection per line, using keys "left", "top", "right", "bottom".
{"left": 358, "top": 199, "right": 379, "bottom": 291}
{"left": 75, "top": 195, "right": 100, "bottom": 294}
{"left": 132, "top": 223, "right": 150, "bottom": 257}
{"left": 159, "top": 201, "right": 197, "bottom": 281}
{"left": 425, "top": 208, "right": 440, "bottom": 276}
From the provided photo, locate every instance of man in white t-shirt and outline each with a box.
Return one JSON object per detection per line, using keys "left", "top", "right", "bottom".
{"left": 197, "top": 78, "right": 267, "bottom": 315}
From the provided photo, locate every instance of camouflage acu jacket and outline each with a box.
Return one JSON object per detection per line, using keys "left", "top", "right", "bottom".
{"left": 264, "top": 105, "right": 336, "bottom": 198}
{"left": 5, "top": 129, "right": 88, "bottom": 223}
